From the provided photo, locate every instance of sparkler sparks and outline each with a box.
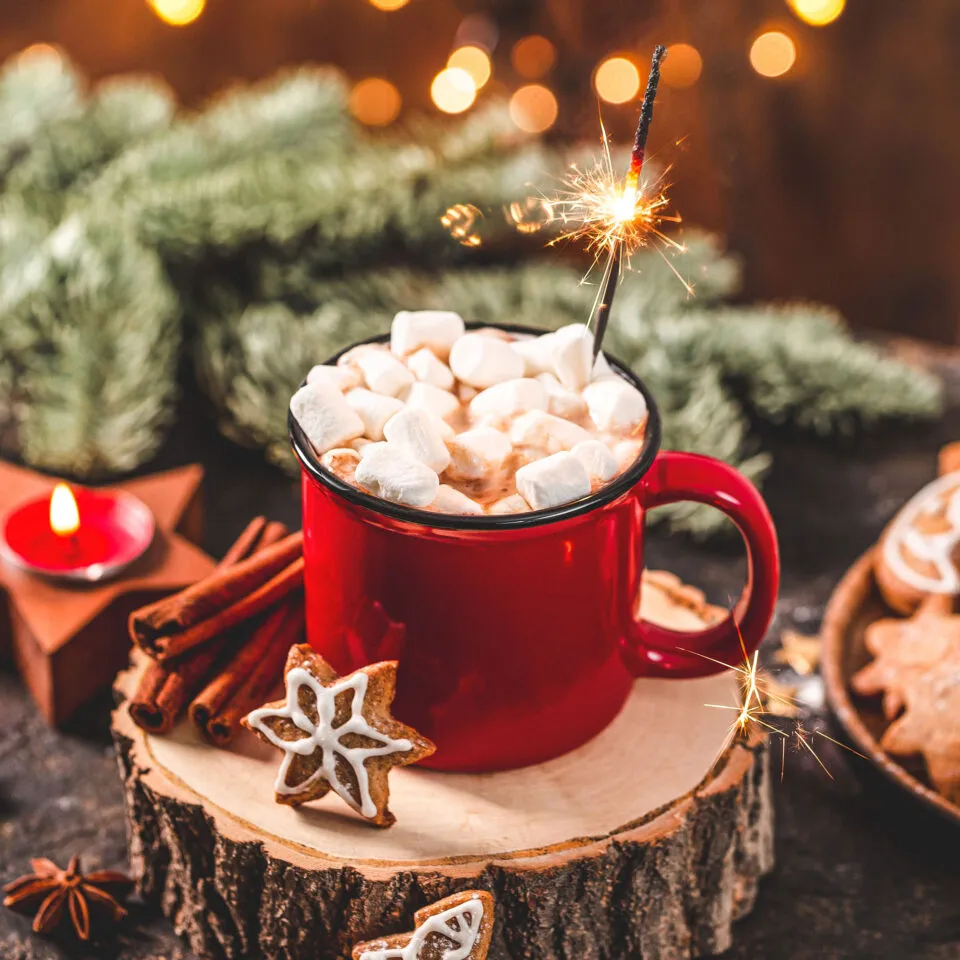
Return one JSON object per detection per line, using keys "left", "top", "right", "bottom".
{"left": 545, "top": 132, "right": 683, "bottom": 268}
{"left": 689, "top": 629, "right": 867, "bottom": 781}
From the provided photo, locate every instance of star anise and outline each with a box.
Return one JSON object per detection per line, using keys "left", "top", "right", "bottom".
{"left": 2, "top": 856, "right": 132, "bottom": 940}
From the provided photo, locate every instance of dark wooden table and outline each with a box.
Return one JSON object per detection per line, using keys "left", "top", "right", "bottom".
{"left": 2, "top": 357, "right": 960, "bottom": 960}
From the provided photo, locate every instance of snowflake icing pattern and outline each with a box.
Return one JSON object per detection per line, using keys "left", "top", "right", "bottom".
{"left": 247, "top": 665, "right": 414, "bottom": 819}
{"left": 357, "top": 898, "right": 487, "bottom": 960}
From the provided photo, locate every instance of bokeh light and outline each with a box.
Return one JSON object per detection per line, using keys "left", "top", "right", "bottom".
{"left": 787, "top": 0, "right": 845, "bottom": 26}
{"left": 749, "top": 31, "right": 797, "bottom": 77}
{"left": 368, "top": 0, "right": 410, "bottom": 10}
{"left": 349, "top": 78, "right": 402, "bottom": 126}
{"left": 148, "top": 0, "right": 205, "bottom": 26}
{"left": 431, "top": 67, "right": 477, "bottom": 114}
{"left": 594, "top": 56, "right": 640, "bottom": 104}
{"left": 511, "top": 35, "right": 557, "bottom": 79}
{"left": 661, "top": 43, "right": 702, "bottom": 88}
{"left": 509, "top": 84, "right": 558, "bottom": 134}
{"left": 448, "top": 46, "right": 492, "bottom": 89}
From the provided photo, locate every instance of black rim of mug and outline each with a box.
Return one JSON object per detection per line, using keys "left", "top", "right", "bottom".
{"left": 288, "top": 322, "right": 663, "bottom": 530}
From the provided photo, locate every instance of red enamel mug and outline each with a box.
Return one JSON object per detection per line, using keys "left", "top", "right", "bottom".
{"left": 290, "top": 325, "right": 780, "bottom": 772}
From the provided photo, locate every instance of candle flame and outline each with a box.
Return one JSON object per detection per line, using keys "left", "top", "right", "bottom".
{"left": 50, "top": 483, "right": 80, "bottom": 537}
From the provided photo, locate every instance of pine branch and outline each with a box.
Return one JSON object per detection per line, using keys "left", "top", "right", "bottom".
{"left": 0, "top": 217, "right": 179, "bottom": 475}
{"left": 0, "top": 51, "right": 83, "bottom": 172}
{"left": 6, "top": 76, "right": 175, "bottom": 222}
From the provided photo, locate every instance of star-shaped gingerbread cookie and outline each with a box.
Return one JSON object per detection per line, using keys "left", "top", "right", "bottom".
{"left": 881, "top": 656, "right": 960, "bottom": 804}
{"left": 352, "top": 890, "right": 494, "bottom": 960}
{"left": 243, "top": 644, "right": 435, "bottom": 827}
{"left": 851, "top": 595, "right": 960, "bottom": 719}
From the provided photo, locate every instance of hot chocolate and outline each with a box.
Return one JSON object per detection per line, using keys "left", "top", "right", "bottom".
{"left": 289, "top": 313, "right": 648, "bottom": 515}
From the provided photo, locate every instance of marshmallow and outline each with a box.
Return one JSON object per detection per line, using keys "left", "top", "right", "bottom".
{"left": 355, "top": 348, "right": 415, "bottom": 398}
{"left": 473, "top": 326, "right": 514, "bottom": 341}
{"left": 351, "top": 437, "right": 374, "bottom": 453}
{"left": 582, "top": 378, "right": 648, "bottom": 434}
{"left": 407, "top": 348, "right": 455, "bottom": 390}
{"left": 592, "top": 351, "right": 617, "bottom": 381}
{"left": 320, "top": 447, "right": 361, "bottom": 482}
{"left": 354, "top": 442, "right": 440, "bottom": 507}
{"left": 469, "top": 378, "right": 547, "bottom": 421}
{"left": 446, "top": 426, "right": 512, "bottom": 480}
{"left": 537, "top": 372, "right": 588, "bottom": 419}
{"left": 391, "top": 310, "right": 465, "bottom": 358}
{"left": 510, "top": 333, "right": 556, "bottom": 376}
{"left": 551, "top": 324, "right": 594, "bottom": 391}
{"left": 449, "top": 333, "right": 525, "bottom": 388}
{"left": 404, "top": 381, "right": 461, "bottom": 422}
{"left": 337, "top": 344, "right": 378, "bottom": 368}
{"left": 345, "top": 388, "right": 405, "bottom": 441}
{"left": 458, "top": 383, "right": 478, "bottom": 403}
{"left": 611, "top": 438, "right": 644, "bottom": 471}
{"left": 571, "top": 440, "right": 619, "bottom": 483}
{"left": 555, "top": 323, "right": 590, "bottom": 341}
{"left": 510, "top": 410, "right": 592, "bottom": 453}
{"left": 515, "top": 452, "right": 591, "bottom": 510}
{"left": 488, "top": 494, "right": 530, "bottom": 515}
{"left": 307, "top": 363, "right": 362, "bottom": 392}
{"left": 383, "top": 407, "right": 451, "bottom": 473}
{"left": 430, "top": 484, "right": 484, "bottom": 515}
{"left": 428, "top": 412, "right": 456, "bottom": 441}
{"left": 290, "top": 382, "right": 364, "bottom": 454}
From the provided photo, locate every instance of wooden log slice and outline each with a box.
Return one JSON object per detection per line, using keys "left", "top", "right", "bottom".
{"left": 111, "top": 571, "right": 773, "bottom": 960}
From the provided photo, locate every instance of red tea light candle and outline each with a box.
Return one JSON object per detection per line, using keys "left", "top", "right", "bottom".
{"left": 0, "top": 482, "right": 155, "bottom": 582}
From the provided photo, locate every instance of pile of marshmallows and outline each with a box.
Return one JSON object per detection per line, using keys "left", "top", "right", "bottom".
{"left": 290, "top": 311, "right": 648, "bottom": 515}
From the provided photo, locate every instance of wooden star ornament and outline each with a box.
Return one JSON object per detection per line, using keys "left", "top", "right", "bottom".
{"left": 352, "top": 890, "right": 494, "bottom": 960}
{"left": 243, "top": 644, "right": 436, "bottom": 827}
{"left": 0, "top": 461, "right": 214, "bottom": 724}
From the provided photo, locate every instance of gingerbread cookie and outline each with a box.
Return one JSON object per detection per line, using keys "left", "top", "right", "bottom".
{"left": 851, "top": 594, "right": 960, "bottom": 803}
{"left": 851, "top": 594, "right": 959, "bottom": 719}
{"left": 881, "top": 655, "right": 960, "bottom": 804}
{"left": 243, "top": 644, "right": 435, "bottom": 827}
{"left": 352, "top": 890, "right": 494, "bottom": 960}
{"left": 876, "top": 452, "right": 960, "bottom": 614}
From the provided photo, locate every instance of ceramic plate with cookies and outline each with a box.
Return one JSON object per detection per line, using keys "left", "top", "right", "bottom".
{"left": 822, "top": 444, "right": 960, "bottom": 825}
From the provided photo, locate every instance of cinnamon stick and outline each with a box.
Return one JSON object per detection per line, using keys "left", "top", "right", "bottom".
{"left": 129, "top": 644, "right": 224, "bottom": 734}
{"left": 191, "top": 598, "right": 306, "bottom": 745}
{"left": 149, "top": 556, "right": 304, "bottom": 661}
{"left": 257, "top": 520, "right": 290, "bottom": 551}
{"left": 219, "top": 516, "right": 268, "bottom": 569}
{"left": 128, "top": 518, "right": 289, "bottom": 734}
{"left": 130, "top": 531, "right": 303, "bottom": 654}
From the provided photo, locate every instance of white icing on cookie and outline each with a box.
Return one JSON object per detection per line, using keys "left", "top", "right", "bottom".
{"left": 358, "top": 899, "right": 485, "bottom": 960}
{"left": 883, "top": 473, "right": 960, "bottom": 595}
{"left": 246, "top": 667, "right": 412, "bottom": 818}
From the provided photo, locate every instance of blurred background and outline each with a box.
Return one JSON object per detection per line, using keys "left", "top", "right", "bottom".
{"left": 1, "top": 0, "right": 957, "bottom": 341}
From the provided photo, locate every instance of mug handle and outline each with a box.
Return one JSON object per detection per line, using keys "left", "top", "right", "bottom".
{"left": 621, "top": 450, "right": 780, "bottom": 678}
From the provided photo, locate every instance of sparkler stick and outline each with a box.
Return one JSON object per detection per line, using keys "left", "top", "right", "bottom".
{"left": 590, "top": 44, "right": 667, "bottom": 360}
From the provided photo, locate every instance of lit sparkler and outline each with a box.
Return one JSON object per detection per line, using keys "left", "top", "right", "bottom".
{"left": 544, "top": 45, "right": 688, "bottom": 358}
{"left": 687, "top": 628, "right": 867, "bottom": 781}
